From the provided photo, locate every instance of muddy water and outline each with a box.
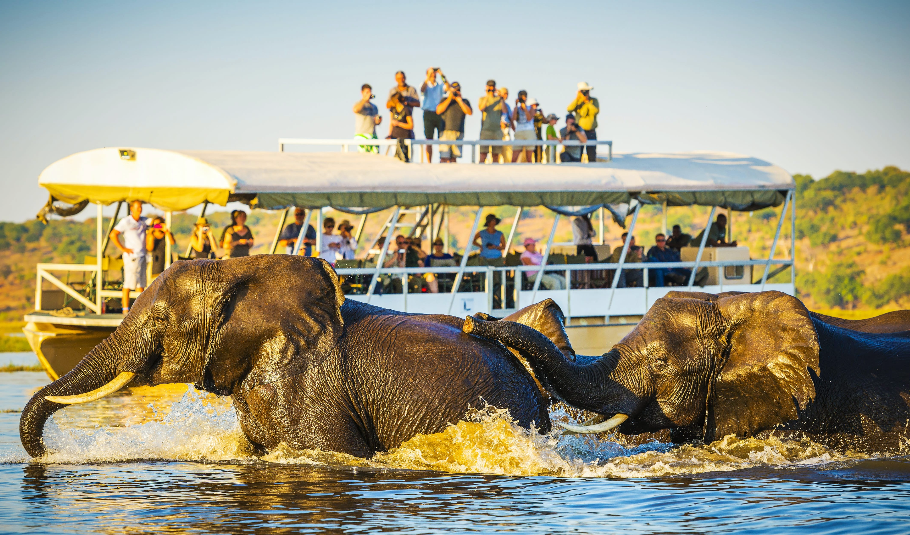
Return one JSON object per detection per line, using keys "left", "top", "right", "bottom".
{"left": 2, "top": 366, "right": 910, "bottom": 533}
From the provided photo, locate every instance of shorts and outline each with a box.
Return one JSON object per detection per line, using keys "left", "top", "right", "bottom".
{"left": 423, "top": 110, "right": 445, "bottom": 139}
{"left": 439, "top": 130, "right": 463, "bottom": 159}
{"left": 123, "top": 252, "right": 147, "bottom": 290}
{"left": 514, "top": 129, "right": 536, "bottom": 151}
{"left": 479, "top": 129, "right": 502, "bottom": 155}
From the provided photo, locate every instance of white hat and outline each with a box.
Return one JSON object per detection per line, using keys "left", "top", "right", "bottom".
{"left": 577, "top": 81, "right": 594, "bottom": 91}
{"left": 527, "top": 97, "right": 538, "bottom": 106}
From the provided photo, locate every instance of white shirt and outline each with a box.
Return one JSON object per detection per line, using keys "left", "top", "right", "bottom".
{"left": 572, "top": 216, "right": 596, "bottom": 245}
{"left": 340, "top": 237, "right": 357, "bottom": 260}
{"left": 319, "top": 234, "right": 346, "bottom": 262}
{"left": 114, "top": 216, "right": 148, "bottom": 257}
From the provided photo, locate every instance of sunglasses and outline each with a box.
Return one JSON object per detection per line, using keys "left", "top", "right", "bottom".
{"left": 656, "top": 238, "right": 666, "bottom": 242}
{"left": 295, "top": 213, "right": 305, "bottom": 217}
{"left": 325, "top": 224, "right": 335, "bottom": 228}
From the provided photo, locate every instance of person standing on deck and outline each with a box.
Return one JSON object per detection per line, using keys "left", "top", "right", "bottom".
{"left": 388, "top": 91, "right": 415, "bottom": 162}
{"left": 693, "top": 213, "right": 738, "bottom": 247}
{"left": 436, "top": 81, "right": 472, "bottom": 163}
{"left": 567, "top": 82, "right": 599, "bottom": 162}
{"left": 146, "top": 216, "right": 175, "bottom": 279}
{"left": 473, "top": 213, "right": 505, "bottom": 260}
{"left": 353, "top": 84, "right": 382, "bottom": 153}
{"left": 511, "top": 90, "right": 537, "bottom": 163}
{"left": 572, "top": 214, "right": 598, "bottom": 261}
{"left": 420, "top": 67, "right": 449, "bottom": 162}
{"left": 544, "top": 114, "right": 559, "bottom": 163}
{"left": 499, "top": 87, "right": 514, "bottom": 163}
{"left": 478, "top": 80, "right": 504, "bottom": 164}
{"left": 387, "top": 71, "right": 420, "bottom": 132}
{"left": 111, "top": 200, "right": 148, "bottom": 314}
{"left": 278, "top": 208, "right": 317, "bottom": 256}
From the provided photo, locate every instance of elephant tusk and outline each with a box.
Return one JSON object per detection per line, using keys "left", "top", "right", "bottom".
{"left": 557, "top": 413, "right": 628, "bottom": 434}
{"left": 45, "top": 372, "right": 136, "bottom": 405}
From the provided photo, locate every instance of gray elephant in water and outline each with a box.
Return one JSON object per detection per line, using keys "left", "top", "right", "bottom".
{"left": 21, "top": 255, "right": 565, "bottom": 459}
{"left": 465, "top": 291, "right": 910, "bottom": 452}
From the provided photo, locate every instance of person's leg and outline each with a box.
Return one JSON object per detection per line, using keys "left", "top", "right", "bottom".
{"left": 654, "top": 268, "right": 665, "bottom": 287}
{"left": 554, "top": 274, "right": 567, "bottom": 289}
{"left": 121, "top": 287, "right": 130, "bottom": 312}
{"left": 584, "top": 129, "right": 597, "bottom": 162}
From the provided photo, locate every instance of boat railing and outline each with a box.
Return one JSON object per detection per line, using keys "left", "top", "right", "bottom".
{"left": 35, "top": 263, "right": 103, "bottom": 314}
{"left": 278, "top": 138, "right": 613, "bottom": 162}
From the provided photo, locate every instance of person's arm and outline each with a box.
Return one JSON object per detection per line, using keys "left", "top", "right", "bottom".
{"left": 497, "top": 233, "right": 505, "bottom": 251}
{"left": 146, "top": 231, "right": 155, "bottom": 252}
{"left": 435, "top": 95, "right": 452, "bottom": 115}
{"left": 420, "top": 80, "right": 429, "bottom": 93}
{"left": 587, "top": 97, "right": 599, "bottom": 115}
{"left": 353, "top": 98, "right": 368, "bottom": 113}
{"left": 576, "top": 128, "right": 588, "bottom": 143}
{"left": 110, "top": 229, "right": 132, "bottom": 255}
{"left": 473, "top": 231, "right": 483, "bottom": 248}
{"left": 455, "top": 96, "right": 472, "bottom": 115}
{"left": 401, "top": 114, "right": 414, "bottom": 131}
{"left": 166, "top": 228, "right": 176, "bottom": 245}
{"left": 208, "top": 231, "right": 219, "bottom": 253}
{"left": 567, "top": 92, "right": 584, "bottom": 112}
{"left": 523, "top": 105, "right": 533, "bottom": 122}
{"left": 223, "top": 229, "right": 234, "bottom": 249}
{"left": 521, "top": 255, "right": 535, "bottom": 266}
{"left": 190, "top": 230, "right": 203, "bottom": 252}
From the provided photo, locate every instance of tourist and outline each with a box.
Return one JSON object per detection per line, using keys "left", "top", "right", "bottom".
{"left": 189, "top": 217, "right": 220, "bottom": 260}
{"left": 278, "top": 208, "right": 317, "bottom": 256}
{"left": 572, "top": 214, "right": 598, "bottom": 261}
{"left": 532, "top": 99, "right": 546, "bottom": 163}
{"left": 521, "top": 238, "right": 566, "bottom": 290}
{"left": 544, "top": 113, "right": 559, "bottom": 163}
{"left": 110, "top": 200, "right": 148, "bottom": 313}
{"left": 478, "top": 80, "right": 504, "bottom": 164}
{"left": 223, "top": 210, "right": 254, "bottom": 258}
{"left": 435, "top": 81, "right": 472, "bottom": 163}
{"left": 567, "top": 82, "right": 599, "bottom": 162}
{"left": 318, "top": 217, "right": 346, "bottom": 263}
{"left": 646, "top": 233, "right": 690, "bottom": 287}
{"left": 387, "top": 70, "right": 420, "bottom": 108}
{"left": 383, "top": 235, "right": 425, "bottom": 293}
{"left": 388, "top": 91, "right": 414, "bottom": 162}
{"left": 353, "top": 83, "right": 381, "bottom": 153}
{"left": 511, "top": 90, "right": 537, "bottom": 163}
{"left": 608, "top": 233, "right": 643, "bottom": 287}
{"left": 420, "top": 67, "right": 448, "bottom": 162}
{"left": 473, "top": 213, "right": 505, "bottom": 260}
{"left": 337, "top": 219, "right": 358, "bottom": 260}
{"left": 693, "top": 214, "right": 738, "bottom": 247}
{"left": 499, "top": 87, "right": 514, "bottom": 163}
{"left": 424, "top": 237, "right": 455, "bottom": 293}
{"left": 559, "top": 114, "right": 588, "bottom": 163}
{"left": 146, "top": 216, "right": 175, "bottom": 278}
{"left": 667, "top": 224, "right": 692, "bottom": 251}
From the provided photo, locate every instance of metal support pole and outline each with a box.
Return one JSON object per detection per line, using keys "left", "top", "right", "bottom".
{"left": 407, "top": 206, "right": 431, "bottom": 238}
{"left": 363, "top": 210, "right": 397, "bottom": 259}
{"left": 100, "top": 201, "right": 122, "bottom": 255}
{"left": 444, "top": 206, "right": 450, "bottom": 253}
{"left": 366, "top": 206, "right": 401, "bottom": 302}
{"left": 407, "top": 140, "right": 412, "bottom": 162}
{"left": 688, "top": 206, "right": 717, "bottom": 288}
{"left": 96, "top": 203, "right": 103, "bottom": 314}
{"left": 503, "top": 207, "right": 522, "bottom": 255}
{"left": 606, "top": 203, "right": 641, "bottom": 312}
{"left": 530, "top": 213, "right": 561, "bottom": 303}
{"left": 662, "top": 201, "right": 668, "bottom": 236}
{"left": 791, "top": 191, "right": 797, "bottom": 286}
{"left": 354, "top": 213, "right": 368, "bottom": 244}
{"left": 447, "top": 207, "right": 484, "bottom": 315}
{"left": 164, "top": 211, "right": 172, "bottom": 269}
{"left": 292, "top": 210, "right": 314, "bottom": 256}
{"left": 269, "top": 208, "right": 289, "bottom": 254}
{"left": 761, "top": 191, "right": 791, "bottom": 290}
{"left": 599, "top": 206, "right": 605, "bottom": 245}
{"left": 315, "top": 208, "right": 324, "bottom": 258}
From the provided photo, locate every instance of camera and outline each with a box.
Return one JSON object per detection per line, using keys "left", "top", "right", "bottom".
{"left": 202, "top": 226, "right": 210, "bottom": 233}
{"left": 369, "top": 94, "right": 375, "bottom": 99}
{"left": 153, "top": 224, "right": 163, "bottom": 230}
{"left": 398, "top": 249, "right": 406, "bottom": 254}
{"left": 434, "top": 67, "right": 440, "bottom": 72}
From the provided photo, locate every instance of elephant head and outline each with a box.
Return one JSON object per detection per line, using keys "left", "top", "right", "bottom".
{"left": 21, "top": 256, "right": 345, "bottom": 457}
{"left": 464, "top": 291, "right": 821, "bottom": 441}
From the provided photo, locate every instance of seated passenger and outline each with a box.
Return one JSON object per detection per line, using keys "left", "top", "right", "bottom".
{"left": 319, "top": 217, "right": 345, "bottom": 263}
{"left": 521, "top": 238, "right": 566, "bottom": 290}
{"left": 423, "top": 237, "right": 455, "bottom": 293}
{"left": 646, "top": 233, "right": 690, "bottom": 287}
{"left": 666, "top": 224, "right": 692, "bottom": 251}
{"left": 607, "top": 233, "right": 643, "bottom": 287}
{"left": 383, "top": 235, "right": 426, "bottom": 292}
{"left": 337, "top": 220, "right": 357, "bottom": 260}
{"left": 692, "top": 214, "right": 738, "bottom": 247}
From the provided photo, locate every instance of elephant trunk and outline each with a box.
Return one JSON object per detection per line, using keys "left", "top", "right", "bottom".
{"left": 20, "top": 328, "right": 140, "bottom": 458}
{"left": 463, "top": 316, "right": 641, "bottom": 417}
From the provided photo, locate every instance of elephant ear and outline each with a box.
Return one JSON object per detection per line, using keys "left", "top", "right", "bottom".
{"left": 707, "top": 291, "right": 820, "bottom": 440}
{"left": 502, "top": 298, "right": 575, "bottom": 361}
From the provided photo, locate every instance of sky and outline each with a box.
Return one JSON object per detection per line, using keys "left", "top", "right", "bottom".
{"left": 1, "top": 0, "right": 908, "bottom": 222}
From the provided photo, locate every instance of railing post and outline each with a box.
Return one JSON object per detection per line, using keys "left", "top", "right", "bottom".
{"left": 531, "top": 213, "right": 561, "bottom": 303}
{"left": 269, "top": 208, "right": 290, "bottom": 254}
{"left": 292, "top": 210, "right": 314, "bottom": 256}
{"left": 688, "top": 206, "right": 717, "bottom": 288}
{"left": 447, "top": 207, "right": 484, "bottom": 315}
{"left": 791, "top": 190, "right": 797, "bottom": 287}
{"left": 96, "top": 202, "right": 103, "bottom": 314}
{"left": 316, "top": 208, "right": 324, "bottom": 259}
{"left": 366, "top": 206, "right": 401, "bottom": 302}
{"left": 503, "top": 207, "right": 522, "bottom": 256}
{"left": 606, "top": 203, "right": 641, "bottom": 315}
{"left": 35, "top": 270, "right": 42, "bottom": 311}
{"left": 164, "top": 211, "right": 173, "bottom": 270}
{"left": 761, "top": 191, "right": 791, "bottom": 290}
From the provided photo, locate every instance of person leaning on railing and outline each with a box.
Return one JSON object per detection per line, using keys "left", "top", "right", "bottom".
{"left": 511, "top": 91, "right": 537, "bottom": 163}
{"left": 608, "top": 233, "right": 643, "bottom": 287}
{"left": 420, "top": 67, "right": 448, "bottom": 162}
{"left": 567, "top": 81, "right": 599, "bottom": 163}
{"left": 544, "top": 113, "right": 559, "bottom": 163}
{"left": 559, "top": 114, "right": 587, "bottom": 163}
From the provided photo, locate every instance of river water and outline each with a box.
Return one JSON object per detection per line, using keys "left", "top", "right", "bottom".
{"left": 1, "top": 351, "right": 909, "bottom": 533}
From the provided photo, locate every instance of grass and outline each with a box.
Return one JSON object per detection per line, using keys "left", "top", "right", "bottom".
{"left": 0, "top": 335, "right": 31, "bottom": 353}
{"left": 0, "top": 363, "right": 43, "bottom": 372}
{"left": 812, "top": 308, "right": 902, "bottom": 320}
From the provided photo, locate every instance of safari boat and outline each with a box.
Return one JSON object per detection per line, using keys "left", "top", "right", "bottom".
{"left": 25, "top": 139, "right": 795, "bottom": 379}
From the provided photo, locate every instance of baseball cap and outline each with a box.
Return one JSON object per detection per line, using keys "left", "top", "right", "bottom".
{"left": 486, "top": 79, "right": 496, "bottom": 87}
{"left": 523, "top": 238, "right": 537, "bottom": 246}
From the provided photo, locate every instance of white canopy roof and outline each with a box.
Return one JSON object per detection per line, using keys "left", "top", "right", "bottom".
{"left": 38, "top": 147, "right": 793, "bottom": 212}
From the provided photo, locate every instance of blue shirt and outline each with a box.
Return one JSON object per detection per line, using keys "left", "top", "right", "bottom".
{"left": 422, "top": 82, "right": 445, "bottom": 111}
{"left": 279, "top": 222, "right": 316, "bottom": 256}
{"left": 646, "top": 246, "right": 680, "bottom": 263}
{"left": 478, "top": 229, "right": 504, "bottom": 259}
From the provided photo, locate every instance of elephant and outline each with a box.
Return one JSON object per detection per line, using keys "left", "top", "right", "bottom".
{"left": 21, "top": 255, "right": 566, "bottom": 459}
{"left": 463, "top": 291, "right": 910, "bottom": 452}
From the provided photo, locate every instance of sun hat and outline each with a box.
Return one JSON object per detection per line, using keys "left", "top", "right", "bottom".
{"left": 195, "top": 217, "right": 209, "bottom": 226}
{"left": 527, "top": 97, "right": 538, "bottom": 106}
{"left": 523, "top": 237, "right": 537, "bottom": 247}
{"left": 577, "top": 81, "right": 594, "bottom": 91}
{"left": 485, "top": 213, "right": 501, "bottom": 225}
{"left": 338, "top": 219, "right": 353, "bottom": 231}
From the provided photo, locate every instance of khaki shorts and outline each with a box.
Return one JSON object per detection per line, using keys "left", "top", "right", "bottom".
{"left": 514, "top": 129, "right": 536, "bottom": 151}
{"left": 122, "top": 252, "right": 147, "bottom": 290}
{"left": 479, "top": 129, "right": 502, "bottom": 155}
{"left": 439, "top": 130, "right": 463, "bottom": 159}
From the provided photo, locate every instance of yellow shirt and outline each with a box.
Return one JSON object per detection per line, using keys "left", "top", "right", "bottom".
{"left": 567, "top": 95, "right": 600, "bottom": 130}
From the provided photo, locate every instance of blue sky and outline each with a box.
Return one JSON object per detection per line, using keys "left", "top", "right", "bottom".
{"left": 1, "top": 0, "right": 908, "bottom": 222}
